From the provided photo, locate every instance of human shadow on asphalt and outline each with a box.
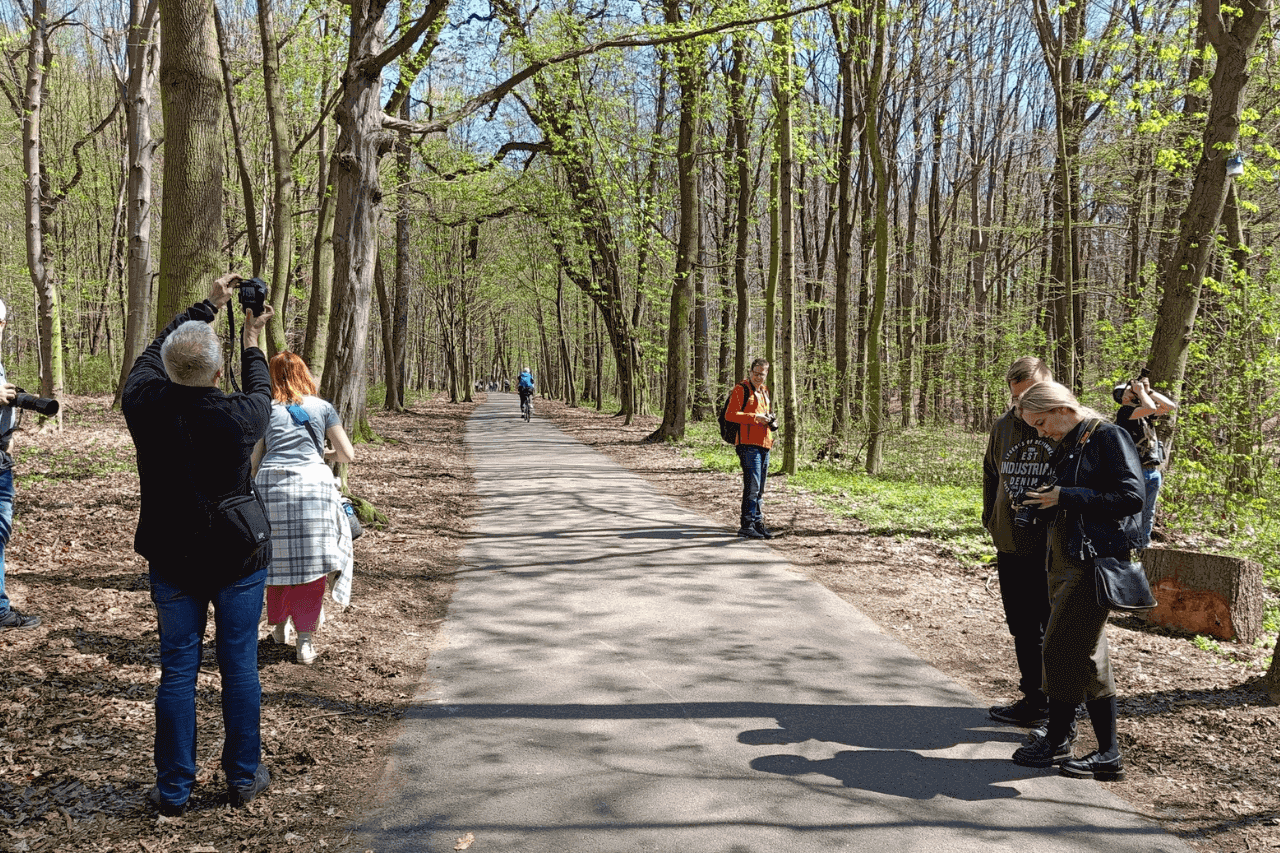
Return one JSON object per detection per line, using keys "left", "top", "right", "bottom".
{"left": 409, "top": 701, "right": 1035, "bottom": 802}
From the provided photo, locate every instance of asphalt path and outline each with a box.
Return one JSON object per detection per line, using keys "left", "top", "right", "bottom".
{"left": 357, "top": 394, "right": 1192, "bottom": 853}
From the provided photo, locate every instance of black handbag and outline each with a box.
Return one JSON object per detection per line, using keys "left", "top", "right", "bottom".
{"left": 210, "top": 484, "right": 272, "bottom": 561}
{"left": 1083, "top": 532, "right": 1156, "bottom": 611}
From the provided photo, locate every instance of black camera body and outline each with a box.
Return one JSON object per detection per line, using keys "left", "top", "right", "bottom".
{"left": 236, "top": 277, "right": 267, "bottom": 316}
{"left": 1011, "top": 478, "right": 1056, "bottom": 528}
{"left": 11, "top": 387, "right": 58, "bottom": 416}
{"left": 765, "top": 413, "right": 779, "bottom": 432}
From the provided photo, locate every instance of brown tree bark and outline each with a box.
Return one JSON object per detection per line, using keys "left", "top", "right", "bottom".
{"left": 1147, "top": 0, "right": 1271, "bottom": 419}
{"left": 157, "top": 0, "right": 225, "bottom": 329}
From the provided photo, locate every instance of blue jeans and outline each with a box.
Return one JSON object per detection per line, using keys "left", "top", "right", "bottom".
{"left": 737, "top": 444, "right": 769, "bottom": 528}
{"left": 0, "top": 467, "right": 14, "bottom": 616}
{"left": 1138, "top": 467, "right": 1162, "bottom": 548}
{"left": 149, "top": 567, "right": 266, "bottom": 805}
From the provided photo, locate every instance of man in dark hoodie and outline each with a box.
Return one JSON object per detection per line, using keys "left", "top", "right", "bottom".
{"left": 982, "top": 356, "right": 1057, "bottom": 727}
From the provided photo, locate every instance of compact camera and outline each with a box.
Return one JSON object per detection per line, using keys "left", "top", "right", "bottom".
{"left": 236, "top": 277, "right": 268, "bottom": 316}
{"left": 1011, "top": 478, "right": 1056, "bottom": 528}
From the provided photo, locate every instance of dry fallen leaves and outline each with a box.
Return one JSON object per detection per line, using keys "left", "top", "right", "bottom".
{"left": 454, "top": 831, "right": 476, "bottom": 850}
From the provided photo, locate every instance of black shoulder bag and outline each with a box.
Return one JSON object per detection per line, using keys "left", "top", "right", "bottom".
{"left": 179, "top": 412, "right": 271, "bottom": 563}
{"left": 1069, "top": 419, "right": 1157, "bottom": 612}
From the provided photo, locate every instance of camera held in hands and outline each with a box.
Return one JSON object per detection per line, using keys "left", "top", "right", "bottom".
{"left": 765, "top": 413, "right": 779, "bottom": 432}
{"left": 235, "top": 277, "right": 267, "bottom": 316}
{"left": 10, "top": 387, "right": 59, "bottom": 416}
{"left": 1011, "top": 478, "right": 1056, "bottom": 528}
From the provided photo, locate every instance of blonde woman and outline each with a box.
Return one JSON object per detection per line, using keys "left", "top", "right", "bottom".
{"left": 1010, "top": 381, "right": 1144, "bottom": 781}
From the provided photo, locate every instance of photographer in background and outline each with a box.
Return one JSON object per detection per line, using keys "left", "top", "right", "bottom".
{"left": 982, "top": 356, "right": 1055, "bottom": 727}
{"left": 122, "top": 273, "right": 275, "bottom": 816}
{"left": 1113, "top": 372, "right": 1177, "bottom": 548}
{"left": 725, "top": 358, "right": 776, "bottom": 540}
{"left": 0, "top": 299, "right": 40, "bottom": 630}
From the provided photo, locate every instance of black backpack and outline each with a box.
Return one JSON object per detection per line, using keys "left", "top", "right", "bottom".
{"left": 717, "top": 381, "right": 750, "bottom": 445}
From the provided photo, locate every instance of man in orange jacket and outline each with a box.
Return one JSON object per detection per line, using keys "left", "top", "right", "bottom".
{"left": 725, "top": 358, "right": 776, "bottom": 539}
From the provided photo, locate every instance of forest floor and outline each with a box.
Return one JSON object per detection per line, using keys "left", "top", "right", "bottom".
{"left": 0, "top": 393, "right": 1276, "bottom": 853}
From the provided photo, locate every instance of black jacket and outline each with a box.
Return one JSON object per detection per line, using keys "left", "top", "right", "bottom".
{"left": 1052, "top": 418, "right": 1145, "bottom": 560}
{"left": 122, "top": 300, "right": 272, "bottom": 591}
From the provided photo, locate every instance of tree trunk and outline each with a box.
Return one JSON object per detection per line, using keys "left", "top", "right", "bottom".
{"left": 648, "top": 0, "right": 703, "bottom": 442}
{"left": 256, "top": 0, "right": 295, "bottom": 356}
{"left": 114, "top": 0, "right": 159, "bottom": 408}
{"left": 157, "top": 0, "right": 226, "bottom": 329}
{"left": 774, "top": 16, "right": 799, "bottom": 476}
{"left": 863, "top": 2, "right": 888, "bottom": 475}
{"left": 1147, "top": 0, "right": 1270, "bottom": 429}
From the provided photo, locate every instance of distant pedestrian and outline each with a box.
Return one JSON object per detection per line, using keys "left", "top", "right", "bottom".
{"left": 1113, "top": 374, "right": 1177, "bottom": 547}
{"left": 724, "top": 358, "right": 776, "bottom": 540}
{"left": 252, "top": 352, "right": 355, "bottom": 666}
{"left": 983, "top": 357, "right": 1055, "bottom": 728}
{"left": 1011, "top": 381, "right": 1144, "bottom": 782}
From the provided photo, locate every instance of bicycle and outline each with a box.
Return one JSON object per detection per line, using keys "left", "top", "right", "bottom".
{"left": 520, "top": 394, "right": 532, "bottom": 422}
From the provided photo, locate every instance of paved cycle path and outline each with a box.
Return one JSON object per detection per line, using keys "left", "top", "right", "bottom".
{"left": 358, "top": 394, "right": 1190, "bottom": 853}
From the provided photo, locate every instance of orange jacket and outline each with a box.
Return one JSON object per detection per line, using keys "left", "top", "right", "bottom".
{"left": 726, "top": 380, "right": 773, "bottom": 449}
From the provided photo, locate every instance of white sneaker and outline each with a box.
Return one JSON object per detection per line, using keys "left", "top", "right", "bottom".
{"left": 269, "top": 621, "right": 294, "bottom": 645}
{"left": 296, "top": 633, "right": 317, "bottom": 665}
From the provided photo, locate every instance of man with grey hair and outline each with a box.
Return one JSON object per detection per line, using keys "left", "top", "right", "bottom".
{"left": 982, "top": 356, "right": 1058, "bottom": 727}
{"left": 123, "top": 272, "right": 275, "bottom": 816}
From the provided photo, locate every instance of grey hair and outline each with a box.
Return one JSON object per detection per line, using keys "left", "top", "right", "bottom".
{"left": 161, "top": 320, "right": 222, "bottom": 386}
{"left": 1016, "top": 380, "right": 1108, "bottom": 423}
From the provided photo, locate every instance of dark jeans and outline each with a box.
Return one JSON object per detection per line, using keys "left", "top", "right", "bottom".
{"left": 737, "top": 443, "right": 769, "bottom": 528}
{"left": 149, "top": 566, "right": 267, "bottom": 804}
{"left": 995, "top": 546, "right": 1050, "bottom": 706}
{"left": 0, "top": 468, "right": 13, "bottom": 616}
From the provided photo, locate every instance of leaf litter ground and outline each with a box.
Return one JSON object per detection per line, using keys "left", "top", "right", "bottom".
{"left": 0, "top": 394, "right": 1276, "bottom": 852}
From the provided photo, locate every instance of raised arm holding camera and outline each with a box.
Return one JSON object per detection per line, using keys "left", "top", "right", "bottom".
{"left": 1113, "top": 370, "right": 1177, "bottom": 548}
{"left": 122, "top": 272, "right": 276, "bottom": 816}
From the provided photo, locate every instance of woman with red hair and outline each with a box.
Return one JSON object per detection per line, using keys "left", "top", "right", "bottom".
{"left": 251, "top": 352, "right": 356, "bottom": 664}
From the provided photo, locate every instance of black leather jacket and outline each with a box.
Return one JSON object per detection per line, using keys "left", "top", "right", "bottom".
{"left": 1050, "top": 418, "right": 1145, "bottom": 560}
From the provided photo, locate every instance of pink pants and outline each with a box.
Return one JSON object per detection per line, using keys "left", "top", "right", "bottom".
{"left": 266, "top": 576, "right": 326, "bottom": 632}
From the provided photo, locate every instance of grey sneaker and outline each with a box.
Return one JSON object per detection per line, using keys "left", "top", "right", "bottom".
{"left": 228, "top": 764, "right": 271, "bottom": 807}
{"left": 0, "top": 608, "right": 40, "bottom": 629}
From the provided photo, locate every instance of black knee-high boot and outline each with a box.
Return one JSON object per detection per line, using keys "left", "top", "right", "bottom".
{"left": 1046, "top": 699, "right": 1077, "bottom": 745}
{"left": 1086, "top": 695, "right": 1119, "bottom": 757}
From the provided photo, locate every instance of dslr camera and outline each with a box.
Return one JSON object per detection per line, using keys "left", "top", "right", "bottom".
{"left": 1011, "top": 478, "right": 1056, "bottom": 528}
{"left": 235, "top": 277, "right": 268, "bottom": 316}
{"left": 10, "top": 387, "right": 58, "bottom": 416}
{"left": 764, "top": 413, "right": 779, "bottom": 432}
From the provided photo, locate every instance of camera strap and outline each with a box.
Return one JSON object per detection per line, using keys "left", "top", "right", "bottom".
{"left": 224, "top": 308, "right": 243, "bottom": 394}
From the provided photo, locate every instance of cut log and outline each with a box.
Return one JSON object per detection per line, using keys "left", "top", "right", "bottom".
{"left": 1141, "top": 547, "right": 1263, "bottom": 643}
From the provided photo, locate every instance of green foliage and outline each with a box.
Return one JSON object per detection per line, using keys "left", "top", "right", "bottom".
{"left": 1159, "top": 253, "right": 1280, "bottom": 586}
{"left": 66, "top": 354, "right": 117, "bottom": 395}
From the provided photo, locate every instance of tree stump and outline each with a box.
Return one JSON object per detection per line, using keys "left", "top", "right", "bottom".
{"left": 1141, "top": 548, "right": 1263, "bottom": 643}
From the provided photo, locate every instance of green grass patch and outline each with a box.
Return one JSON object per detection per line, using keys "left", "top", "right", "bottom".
{"left": 680, "top": 419, "right": 992, "bottom": 566}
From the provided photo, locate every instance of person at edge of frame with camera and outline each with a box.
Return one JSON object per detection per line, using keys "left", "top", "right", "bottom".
{"left": 0, "top": 299, "right": 41, "bottom": 630}
{"left": 1113, "top": 372, "right": 1177, "bottom": 548}
{"left": 121, "top": 272, "right": 275, "bottom": 816}
{"left": 981, "top": 356, "right": 1058, "bottom": 729}
{"left": 1011, "top": 380, "right": 1144, "bottom": 782}
{"left": 725, "top": 358, "right": 776, "bottom": 540}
